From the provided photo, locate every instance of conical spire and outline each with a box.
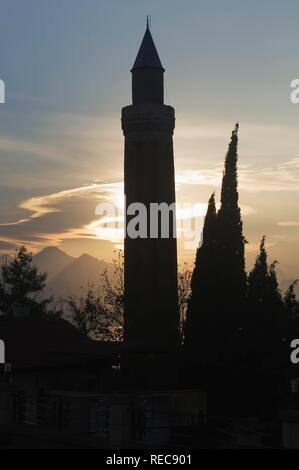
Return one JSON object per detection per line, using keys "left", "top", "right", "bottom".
{"left": 131, "top": 22, "right": 165, "bottom": 105}
{"left": 132, "top": 24, "right": 164, "bottom": 71}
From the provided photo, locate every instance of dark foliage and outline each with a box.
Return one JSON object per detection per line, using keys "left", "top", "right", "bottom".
{"left": 185, "top": 125, "right": 247, "bottom": 371}
{"left": 0, "top": 246, "right": 51, "bottom": 317}
{"left": 184, "top": 125, "right": 298, "bottom": 417}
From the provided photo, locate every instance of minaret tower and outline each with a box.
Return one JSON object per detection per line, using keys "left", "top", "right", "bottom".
{"left": 122, "top": 23, "right": 179, "bottom": 353}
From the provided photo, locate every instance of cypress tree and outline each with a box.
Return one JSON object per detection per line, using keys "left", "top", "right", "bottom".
{"left": 284, "top": 281, "right": 299, "bottom": 338}
{"left": 284, "top": 281, "right": 299, "bottom": 320}
{"left": 185, "top": 125, "right": 247, "bottom": 362}
{"left": 217, "top": 124, "right": 247, "bottom": 333}
{"left": 247, "top": 236, "right": 284, "bottom": 341}
{"left": 247, "top": 236, "right": 268, "bottom": 313}
{"left": 184, "top": 126, "right": 247, "bottom": 408}
{"left": 284, "top": 281, "right": 299, "bottom": 313}
{"left": 247, "top": 237, "right": 285, "bottom": 418}
{"left": 185, "top": 193, "right": 217, "bottom": 363}
{"left": 190, "top": 192, "right": 217, "bottom": 295}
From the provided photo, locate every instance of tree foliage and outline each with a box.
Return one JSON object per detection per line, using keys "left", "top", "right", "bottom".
{"left": 185, "top": 125, "right": 247, "bottom": 364}
{"left": 0, "top": 246, "right": 50, "bottom": 317}
{"left": 184, "top": 193, "right": 218, "bottom": 354}
{"left": 65, "top": 251, "right": 124, "bottom": 341}
{"left": 247, "top": 236, "right": 284, "bottom": 336}
{"left": 65, "top": 283, "right": 121, "bottom": 341}
{"left": 101, "top": 250, "right": 124, "bottom": 330}
{"left": 284, "top": 280, "right": 299, "bottom": 317}
{"left": 217, "top": 124, "right": 247, "bottom": 320}
{"left": 177, "top": 262, "right": 192, "bottom": 345}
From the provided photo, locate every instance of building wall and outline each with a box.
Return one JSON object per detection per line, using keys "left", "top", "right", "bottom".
{"left": 122, "top": 103, "right": 179, "bottom": 351}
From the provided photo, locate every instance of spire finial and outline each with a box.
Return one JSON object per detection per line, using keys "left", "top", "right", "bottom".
{"left": 232, "top": 122, "right": 239, "bottom": 136}
{"left": 132, "top": 18, "right": 164, "bottom": 72}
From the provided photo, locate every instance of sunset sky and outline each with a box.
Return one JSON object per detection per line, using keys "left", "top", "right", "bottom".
{"left": 0, "top": 0, "right": 298, "bottom": 283}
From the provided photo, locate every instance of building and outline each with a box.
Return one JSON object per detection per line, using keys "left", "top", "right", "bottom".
{"left": 122, "top": 23, "right": 179, "bottom": 354}
{"left": 0, "top": 23, "right": 208, "bottom": 449}
{"left": 0, "top": 316, "right": 121, "bottom": 448}
{"left": 0, "top": 316, "right": 206, "bottom": 449}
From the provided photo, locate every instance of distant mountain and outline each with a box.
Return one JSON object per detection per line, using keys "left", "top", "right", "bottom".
{"left": 48, "top": 253, "right": 113, "bottom": 298}
{"left": 0, "top": 247, "right": 113, "bottom": 300}
{"left": 33, "top": 247, "right": 75, "bottom": 281}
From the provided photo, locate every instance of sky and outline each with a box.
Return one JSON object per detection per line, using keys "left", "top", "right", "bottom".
{"left": 0, "top": 0, "right": 298, "bottom": 283}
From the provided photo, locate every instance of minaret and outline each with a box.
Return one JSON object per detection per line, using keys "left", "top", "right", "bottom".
{"left": 122, "top": 24, "right": 179, "bottom": 353}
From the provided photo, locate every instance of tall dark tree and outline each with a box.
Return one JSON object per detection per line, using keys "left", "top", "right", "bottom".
{"left": 185, "top": 125, "right": 246, "bottom": 355}
{"left": 284, "top": 280, "right": 299, "bottom": 339}
{"left": 184, "top": 193, "right": 218, "bottom": 363}
{"left": 284, "top": 281, "right": 299, "bottom": 319}
{"left": 246, "top": 237, "right": 286, "bottom": 418}
{"left": 0, "top": 246, "right": 50, "bottom": 317}
{"left": 247, "top": 236, "right": 268, "bottom": 318}
{"left": 247, "top": 236, "right": 283, "bottom": 338}
{"left": 217, "top": 123, "right": 247, "bottom": 332}
{"left": 184, "top": 125, "right": 247, "bottom": 402}
{"left": 190, "top": 192, "right": 217, "bottom": 296}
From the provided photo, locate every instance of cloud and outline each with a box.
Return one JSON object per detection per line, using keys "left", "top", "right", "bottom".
{"left": 240, "top": 157, "right": 299, "bottom": 192}
{"left": 176, "top": 156, "right": 299, "bottom": 192}
{"left": 20, "top": 184, "right": 105, "bottom": 220}
{"left": 0, "top": 112, "right": 123, "bottom": 191}
{"left": 0, "top": 137, "right": 65, "bottom": 164}
{"left": 0, "top": 115, "right": 297, "bottom": 259}
{"left": 0, "top": 181, "right": 124, "bottom": 252}
{"left": 277, "top": 221, "right": 299, "bottom": 227}
{"left": 176, "top": 169, "right": 222, "bottom": 187}
{"left": 0, "top": 173, "right": 256, "bottom": 255}
{"left": 0, "top": 239, "right": 19, "bottom": 252}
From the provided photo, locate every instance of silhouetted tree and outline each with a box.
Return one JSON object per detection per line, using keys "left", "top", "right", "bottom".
{"left": 217, "top": 124, "right": 247, "bottom": 333}
{"left": 184, "top": 126, "right": 248, "bottom": 409}
{"left": 247, "top": 237, "right": 283, "bottom": 337}
{"left": 101, "top": 250, "right": 124, "bottom": 332}
{"left": 101, "top": 250, "right": 192, "bottom": 344}
{"left": 0, "top": 246, "right": 50, "bottom": 317}
{"left": 246, "top": 237, "right": 286, "bottom": 418}
{"left": 177, "top": 262, "right": 192, "bottom": 345}
{"left": 284, "top": 280, "right": 299, "bottom": 336}
{"left": 65, "top": 283, "right": 121, "bottom": 341}
{"left": 247, "top": 237, "right": 268, "bottom": 311}
{"left": 185, "top": 193, "right": 218, "bottom": 359}
{"left": 65, "top": 251, "right": 124, "bottom": 341}
{"left": 284, "top": 280, "right": 299, "bottom": 318}
{"left": 66, "top": 249, "right": 193, "bottom": 343}
{"left": 185, "top": 125, "right": 246, "bottom": 369}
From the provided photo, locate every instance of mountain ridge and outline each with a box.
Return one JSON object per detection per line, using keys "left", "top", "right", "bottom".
{"left": 32, "top": 247, "right": 113, "bottom": 298}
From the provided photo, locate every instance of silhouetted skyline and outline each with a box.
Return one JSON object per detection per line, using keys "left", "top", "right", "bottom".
{"left": 0, "top": 1, "right": 298, "bottom": 286}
